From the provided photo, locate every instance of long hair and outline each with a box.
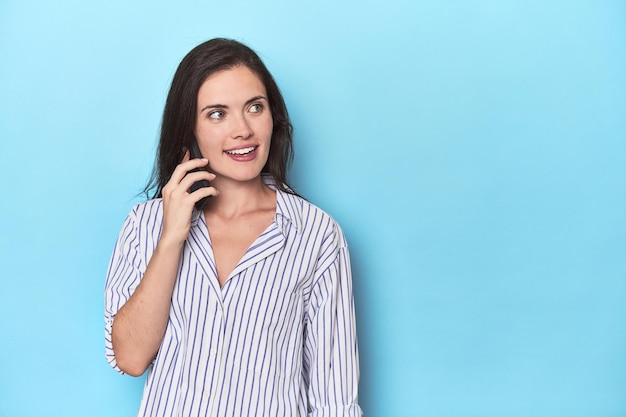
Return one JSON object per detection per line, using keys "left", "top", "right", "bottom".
{"left": 144, "top": 38, "right": 295, "bottom": 198}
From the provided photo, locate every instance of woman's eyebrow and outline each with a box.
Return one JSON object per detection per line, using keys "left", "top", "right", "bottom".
{"left": 245, "top": 95, "right": 268, "bottom": 105}
{"left": 199, "top": 103, "right": 227, "bottom": 113}
{"left": 199, "top": 96, "right": 268, "bottom": 113}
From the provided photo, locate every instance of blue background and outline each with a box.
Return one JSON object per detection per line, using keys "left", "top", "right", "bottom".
{"left": 1, "top": 1, "right": 625, "bottom": 416}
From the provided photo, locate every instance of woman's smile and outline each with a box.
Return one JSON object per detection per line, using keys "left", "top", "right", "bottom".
{"left": 224, "top": 145, "right": 259, "bottom": 161}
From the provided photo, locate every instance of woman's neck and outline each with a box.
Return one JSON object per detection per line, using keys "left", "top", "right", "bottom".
{"left": 204, "top": 175, "right": 276, "bottom": 219}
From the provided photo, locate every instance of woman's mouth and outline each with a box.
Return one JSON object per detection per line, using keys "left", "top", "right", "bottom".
{"left": 225, "top": 146, "right": 257, "bottom": 156}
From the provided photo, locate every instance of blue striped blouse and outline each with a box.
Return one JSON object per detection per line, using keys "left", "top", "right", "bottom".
{"left": 104, "top": 184, "right": 362, "bottom": 416}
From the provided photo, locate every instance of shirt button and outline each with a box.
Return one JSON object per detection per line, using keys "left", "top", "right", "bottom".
{"left": 204, "top": 390, "right": 210, "bottom": 400}
{"left": 210, "top": 348, "right": 217, "bottom": 355}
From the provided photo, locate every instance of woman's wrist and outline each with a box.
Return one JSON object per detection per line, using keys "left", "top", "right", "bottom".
{"left": 156, "top": 232, "right": 186, "bottom": 254}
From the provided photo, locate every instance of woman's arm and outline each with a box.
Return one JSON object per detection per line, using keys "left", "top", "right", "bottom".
{"left": 304, "top": 228, "right": 363, "bottom": 416}
{"left": 110, "top": 235, "right": 185, "bottom": 376}
{"left": 107, "top": 157, "right": 216, "bottom": 376}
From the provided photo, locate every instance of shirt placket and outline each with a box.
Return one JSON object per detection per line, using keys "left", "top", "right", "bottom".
{"left": 205, "top": 291, "right": 227, "bottom": 417}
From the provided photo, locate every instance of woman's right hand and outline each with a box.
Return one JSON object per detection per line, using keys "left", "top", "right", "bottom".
{"left": 160, "top": 155, "right": 217, "bottom": 245}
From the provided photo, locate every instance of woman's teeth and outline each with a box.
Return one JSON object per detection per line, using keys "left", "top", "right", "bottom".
{"left": 226, "top": 146, "right": 256, "bottom": 155}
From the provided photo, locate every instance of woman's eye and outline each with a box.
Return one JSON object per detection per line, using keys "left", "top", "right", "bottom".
{"left": 249, "top": 103, "right": 263, "bottom": 113}
{"left": 208, "top": 110, "right": 225, "bottom": 120}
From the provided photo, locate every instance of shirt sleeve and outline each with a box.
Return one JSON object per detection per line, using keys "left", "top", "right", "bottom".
{"left": 103, "top": 207, "right": 145, "bottom": 374}
{"left": 304, "top": 225, "right": 363, "bottom": 417}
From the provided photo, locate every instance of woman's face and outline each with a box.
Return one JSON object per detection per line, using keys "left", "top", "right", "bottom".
{"left": 194, "top": 65, "right": 273, "bottom": 185}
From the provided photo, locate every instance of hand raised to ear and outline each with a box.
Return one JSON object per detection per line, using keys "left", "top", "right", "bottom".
{"left": 160, "top": 153, "right": 218, "bottom": 245}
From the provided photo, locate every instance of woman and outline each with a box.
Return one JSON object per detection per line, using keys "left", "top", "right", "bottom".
{"left": 104, "top": 38, "right": 362, "bottom": 417}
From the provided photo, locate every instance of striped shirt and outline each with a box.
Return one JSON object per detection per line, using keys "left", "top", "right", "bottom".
{"left": 104, "top": 184, "right": 362, "bottom": 417}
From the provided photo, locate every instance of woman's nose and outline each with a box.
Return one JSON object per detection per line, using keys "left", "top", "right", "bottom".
{"left": 230, "top": 114, "right": 253, "bottom": 139}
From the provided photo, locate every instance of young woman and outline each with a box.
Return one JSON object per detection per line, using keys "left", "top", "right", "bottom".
{"left": 104, "top": 38, "right": 362, "bottom": 416}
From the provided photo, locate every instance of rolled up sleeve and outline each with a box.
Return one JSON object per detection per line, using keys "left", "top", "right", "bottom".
{"left": 103, "top": 208, "right": 145, "bottom": 374}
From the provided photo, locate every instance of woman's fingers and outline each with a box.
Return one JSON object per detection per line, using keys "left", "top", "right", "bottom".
{"left": 163, "top": 160, "right": 210, "bottom": 195}
{"left": 188, "top": 183, "right": 219, "bottom": 203}
{"left": 159, "top": 155, "right": 217, "bottom": 244}
{"left": 168, "top": 157, "right": 210, "bottom": 186}
{"left": 178, "top": 170, "right": 215, "bottom": 192}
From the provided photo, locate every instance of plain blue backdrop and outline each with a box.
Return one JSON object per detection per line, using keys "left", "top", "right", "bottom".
{"left": 1, "top": 1, "right": 625, "bottom": 416}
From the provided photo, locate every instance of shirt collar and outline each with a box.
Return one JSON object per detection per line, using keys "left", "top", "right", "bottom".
{"left": 265, "top": 175, "right": 303, "bottom": 233}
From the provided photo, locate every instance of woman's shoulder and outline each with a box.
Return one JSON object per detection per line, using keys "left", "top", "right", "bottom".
{"left": 124, "top": 198, "right": 164, "bottom": 225}
{"left": 277, "top": 189, "right": 346, "bottom": 243}
{"left": 131, "top": 197, "right": 163, "bottom": 212}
